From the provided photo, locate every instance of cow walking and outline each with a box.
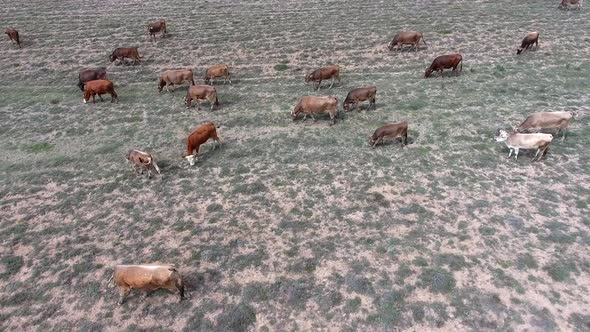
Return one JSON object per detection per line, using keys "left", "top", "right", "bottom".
{"left": 126, "top": 150, "right": 161, "bottom": 178}
{"left": 83, "top": 79, "right": 118, "bottom": 104}
{"left": 78, "top": 67, "right": 107, "bottom": 91}
{"left": 204, "top": 64, "right": 231, "bottom": 85}
{"left": 305, "top": 65, "right": 340, "bottom": 90}
{"left": 292, "top": 96, "right": 339, "bottom": 125}
{"left": 184, "top": 85, "right": 219, "bottom": 110}
{"left": 110, "top": 47, "right": 142, "bottom": 65}
{"left": 388, "top": 31, "right": 426, "bottom": 52}
{"left": 112, "top": 265, "right": 185, "bottom": 305}
{"left": 424, "top": 54, "right": 463, "bottom": 78}
{"left": 343, "top": 86, "right": 377, "bottom": 112}
{"left": 158, "top": 69, "right": 194, "bottom": 92}
{"left": 4, "top": 28, "right": 20, "bottom": 48}
{"left": 147, "top": 20, "right": 167, "bottom": 40}
{"left": 516, "top": 111, "right": 573, "bottom": 142}
{"left": 495, "top": 130, "right": 553, "bottom": 161}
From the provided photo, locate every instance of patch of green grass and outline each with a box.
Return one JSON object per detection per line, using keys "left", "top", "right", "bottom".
{"left": 216, "top": 303, "right": 256, "bottom": 332}
{"left": 419, "top": 268, "right": 456, "bottom": 293}
{"left": 1, "top": 255, "right": 24, "bottom": 279}
{"left": 343, "top": 297, "right": 362, "bottom": 314}
{"left": 544, "top": 261, "right": 578, "bottom": 282}
{"left": 274, "top": 63, "right": 289, "bottom": 71}
{"left": 24, "top": 142, "right": 54, "bottom": 153}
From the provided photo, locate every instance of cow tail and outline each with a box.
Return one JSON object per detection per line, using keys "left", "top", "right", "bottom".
{"left": 460, "top": 58, "right": 463, "bottom": 72}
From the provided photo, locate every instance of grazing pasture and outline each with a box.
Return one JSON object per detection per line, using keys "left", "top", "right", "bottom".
{"left": 1, "top": 0, "right": 590, "bottom": 330}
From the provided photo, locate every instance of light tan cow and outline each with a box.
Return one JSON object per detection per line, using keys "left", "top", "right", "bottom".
{"left": 388, "top": 31, "right": 426, "bottom": 51}
{"left": 184, "top": 85, "right": 219, "bottom": 110}
{"left": 516, "top": 111, "right": 573, "bottom": 142}
{"left": 495, "top": 130, "right": 553, "bottom": 161}
{"left": 158, "top": 69, "right": 195, "bottom": 92}
{"left": 204, "top": 64, "right": 231, "bottom": 85}
{"left": 112, "top": 264, "right": 185, "bottom": 305}
{"left": 291, "top": 96, "right": 339, "bottom": 125}
{"left": 126, "top": 150, "right": 161, "bottom": 178}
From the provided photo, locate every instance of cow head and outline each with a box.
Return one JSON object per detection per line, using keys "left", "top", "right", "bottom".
{"left": 83, "top": 90, "right": 91, "bottom": 104}
{"left": 183, "top": 154, "right": 196, "bottom": 166}
{"left": 184, "top": 95, "right": 191, "bottom": 107}
{"left": 304, "top": 73, "right": 313, "bottom": 83}
{"left": 516, "top": 48, "right": 523, "bottom": 55}
{"left": 424, "top": 68, "right": 434, "bottom": 78}
{"left": 495, "top": 130, "right": 510, "bottom": 142}
{"left": 109, "top": 53, "right": 116, "bottom": 62}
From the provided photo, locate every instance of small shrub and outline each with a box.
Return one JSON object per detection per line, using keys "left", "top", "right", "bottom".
{"left": 216, "top": 303, "right": 256, "bottom": 332}
{"left": 274, "top": 64, "right": 289, "bottom": 71}
{"left": 419, "top": 268, "right": 456, "bottom": 293}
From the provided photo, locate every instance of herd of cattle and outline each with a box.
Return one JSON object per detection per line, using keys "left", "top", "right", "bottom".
{"left": 2, "top": 0, "right": 584, "bottom": 304}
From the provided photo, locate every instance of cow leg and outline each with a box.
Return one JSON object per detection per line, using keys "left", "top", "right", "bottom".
{"left": 92, "top": 95, "right": 96, "bottom": 104}
{"left": 118, "top": 286, "right": 131, "bottom": 305}
{"left": 402, "top": 133, "right": 408, "bottom": 146}
{"left": 507, "top": 149, "right": 513, "bottom": 158}
{"left": 316, "top": 80, "right": 321, "bottom": 91}
{"left": 196, "top": 100, "right": 201, "bottom": 111}
{"left": 514, "top": 148, "right": 519, "bottom": 160}
{"left": 372, "top": 137, "right": 382, "bottom": 148}
{"left": 228, "top": 73, "right": 232, "bottom": 84}
{"left": 533, "top": 148, "right": 541, "bottom": 161}
{"left": 98, "top": 94, "right": 104, "bottom": 102}
{"left": 170, "top": 84, "right": 175, "bottom": 92}
{"left": 329, "top": 77, "right": 335, "bottom": 89}
{"left": 309, "top": 113, "right": 316, "bottom": 122}
{"left": 562, "top": 128, "right": 567, "bottom": 142}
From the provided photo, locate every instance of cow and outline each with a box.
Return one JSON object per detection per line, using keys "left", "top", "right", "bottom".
{"left": 305, "top": 65, "right": 340, "bottom": 90}
{"left": 78, "top": 67, "right": 107, "bottom": 91}
{"left": 147, "top": 20, "right": 167, "bottom": 40}
{"left": 204, "top": 64, "right": 231, "bottom": 85}
{"left": 126, "top": 150, "right": 161, "bottom": 178}
{"left": 559, "top": 0, "right": 583, "bottom": 9}
{"left": 370, "top": 121, "right": 408, "bottom": 148}
{"left": 4, "top": 28, "right": 20, "bottom": 48}
{"left": 425, "top": 54, "right": 463, "bottom": 78}
{"left": 83, "top": 79, "right": 118, "bottom": 104}
{"left": 111, "top": 265, "right": 185, "bottom": 305}
{"left": 183, "top": 123, "right": 221, "bottom": 166}
{"left": 495, "top": 130, "right": 553, "bottom": 161}
{"left": 343, "top": 86, "right": 377, "bottom": 112}
{"left": 517, "top": 32, "right": 539, "bottom": 55}
{"left": 184, "top": 85, "right": 219, "bottom": 110}
{"left": 158, "top": 69, "right": 194, "bottom": 92}
{"left": 388, "top": 31, "right": 426, "bottom": 52}
{"left": 109, "top": 47, "right": 142, "bottom": 64}
{"left": 516, "top": 111, "right": 573, "bottom": 142}
{"left": 291, "top": 96, "right": 339, "bottom": 125}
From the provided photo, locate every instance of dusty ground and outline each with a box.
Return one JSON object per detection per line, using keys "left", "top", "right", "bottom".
{"left": 1, "top": 0, "right": 590, "bottom": 331}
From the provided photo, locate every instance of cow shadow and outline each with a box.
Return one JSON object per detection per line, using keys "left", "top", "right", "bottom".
{"left": 394, "top": 45, "right": 428, "bottom": 53}
{"left": 373, "top": 136, "right": 415, "bottom": 148}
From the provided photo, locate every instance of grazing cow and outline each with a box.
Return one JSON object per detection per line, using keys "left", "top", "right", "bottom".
{"left": 184, "top": 85, "right": 219, "bottom": 110}
{"left": 158, "top": 69, "right": 194, "bottom": 92}
{"left": 495, "top": 130, "right": 553, "bottom": 161}
{"left": 109, "top": 47, "right": 142, "bottom": 64}
{"left": 291, "top": 96, "right": 339, "bottom": 125}
{"left": 388, "top": 31, "right": 426, "bottom": 51}
{"left": 424, "top": 54, "right": 463, "bottom": 78}
{"left": 559, "top": 0, "right": 583, "bottom": 9}
{"left": 78, "top": 67, "right": 107, "bottom": 91}
{"left": 183, "top": 123, "right": 221, "bottom": 166}
{"left": 370, "top": 121, "right": 408, "bottom": 148}
{"left": 343, "top": 86, "right": 377, "bottom": 112}
{"left": 204, "top": 64, "right": 231, "bottom": 85}
{"left": 516, "top": 111, "right": 573, "bottom": 142}
{"left": 126, "top": 150, "right": 161, "bottom": 178}
{"left": 83, "top": 79, "right": 118, "bottom": 104}
{"left": 147, "top": 20, "right": 167, "bottom": 40}
{"left": 517, "top": 32, "right": 539, "bottom": 55}
{"left": 305, "top": 65, "right": 340, "bottom": 90}
{"left": 112, "top": 265, "right": 185, "bottom": 305}
{"left": 4, "top": 28, "right": 20, "bottom": 48}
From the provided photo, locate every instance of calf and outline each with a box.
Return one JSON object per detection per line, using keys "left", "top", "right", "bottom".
{"left": 204, "top": 64, "right": 231, "bottom": 85}
{"left": 126, "top": 150, "right": 161, "bottom": 178}
{"left": 305, "top": 65, "right": 340, "bottom": 90}
{"left": 292, "top": 96, "right": 339, "bottom": 125}
{"left": 183, "top": 123, "right": 221, "bottom": 166}
{"left": 83, "top": 79, "right": 118, "bottom": 104}
{"left": 559, "top": 0, "right": 583, "bottom": 9}
{"left": 425, "top": 54, "right": 463, "bottom": 78}
{"left": 109, "top": 47, "right": 142, "bottom": 64}
{"left": 370, "top": 121, "right": 408, "bottom": 148}
{"left": 184, "top": 85, "right": 219, "bottom": 110}
{"left": 343, "top": 86, "right": 377, "bottom": 112}
{"left": 517, "top": 32, "right": 539, "bottom": 54}
{"left": 112, "top": 265, "right": 185, "bottom": 305}
{"left": 516, "top": 111, "right": 572, "bottom": 141}
{"left": 78, "top": 67, "right": 107, "bottom": 91}
{"left": 147, "top": 20, "right": 167, "bottom": 40}
{"left": 4, "top": 28, "right": 20, "bottom": 48}
{"left": 388, "top": 31, "right": 426, "bottom": 52}
{"left": 495, "top": 130, "right": 553, "bottom": 161}
{"left": 158, "top": 69, "right": 194, "bottom": 92}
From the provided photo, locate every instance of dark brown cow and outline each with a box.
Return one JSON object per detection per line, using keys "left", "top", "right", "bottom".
{"left": 83, "top": 79, "right": 118, "bottom": 104}
{"left": 424, "top": 54, "right": 463, "bottom": 78}
{"left": 343, "top": 86, "right": 377, "bottom": 112}
{"left": 516, "top": 32, "right": 539, "bottom": 55}
{"left": 305, "top": 65, "right": 340, "bottom": 90}
{"left": 204, "top": 64, "right": 231, "bottom": 85}
{"left": 183, "top": 123, "right": 221, "bottom": 166}
{"left": 147, "top": 20, "right": 167, "bottom": 40}
{"left": 388, "top": 31, "right": 426, "bottom": 52}
{"left": 370, "top": 122, "right": 408, "bottom": 148}
{"left": 291, "top": 96, "right": 339, "bottom": 125}
{"left": 158, "top": 69, "right": 194, "bottom": 92}
{"left": 109, "top": 47, "right": 142, "bottom": 64}
{"left": 78, "top": 67, "right": 107, "bottom": 91}
{"left": 4, "top": 28, "right": 20, "bottom": 48}
{"left": 184, "top": 85, "right": 219, "bottom": 110}
{"left": 559, "top": 0, "right": 583, "bottom": 9}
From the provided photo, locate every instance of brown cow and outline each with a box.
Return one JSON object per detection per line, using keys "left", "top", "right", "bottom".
{"left": 78, "top": 67, "right": 107, "bottom": 91}
{"left": 158, "top": 69, "right": 194, "bottom": 92}
{"left": 183, "top": 123, "right": 221, "bottom": 166}
{"left": 204, "top": 64, "right": 231, "bottom": 85}
{"left": 147, "top": 20, "right": 167, "bottom": 40}
{"left": 112, "top": 265, "right": 185, "bottom": 305}
{"left": 343, "top": 86, "right": 377, "bottom": 112}
{"left": 291, "top": 96, "right": 339, "bottom": 125}
{"left": 184, "top": 85, "right": 219, "bottom": 110}
{"left": 305, "top": 65, "right": 340, "bottom": 90}
{"left": 370, "top": 122, "right": 408, "bottom": 148}
{"left": 517, "top": 32, "right": 539, "bottom": 55}
{"left": 388, "top": 31, "right": 426, "bottom": 52}
{"left": 126, "top": 150, "right": 161, "bottom": 178}
{"left": 110, "top": 47, "right": 142, "bottom": 64}
{"left": 516, "top": 111, "right": 573, "bottom": 141}
{"left": 425, "top": 54, "right": 463, "bottom": 78}
{"left": 83, "top": 79, "right": 118, "bottom": 104}
{"left": 4, "top": 28, "right": 20, "bottom": 48}
{"left": 559, "top": 0, "right": 583, "bottom": 9}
